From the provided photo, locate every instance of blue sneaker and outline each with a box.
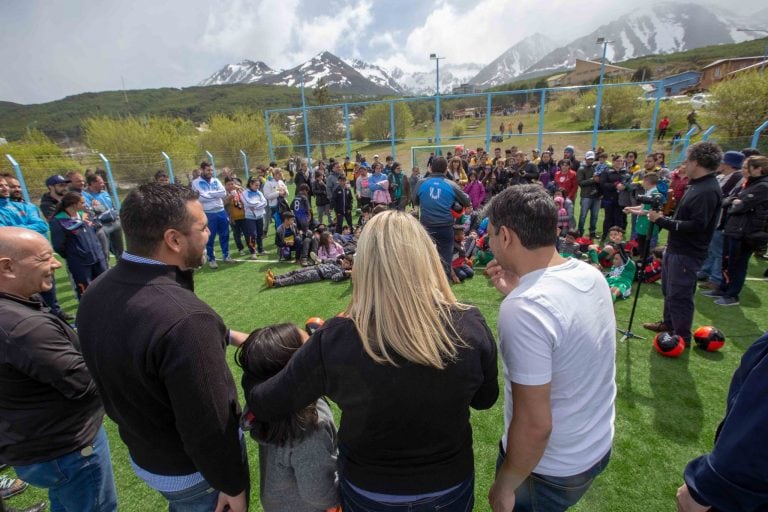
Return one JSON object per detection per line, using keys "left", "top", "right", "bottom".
{"left": 714, "top": 296, "right": 739, "bottom": 306}
{"left": 701, "top": 289, "right": 725, "bottom": 297}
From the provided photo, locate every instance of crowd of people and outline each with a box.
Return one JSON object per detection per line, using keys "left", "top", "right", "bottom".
{"left": 0, "top": 136, "right": 767, "bottom": 512}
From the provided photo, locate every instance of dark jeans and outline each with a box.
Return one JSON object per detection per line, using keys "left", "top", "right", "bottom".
{"left": 158, "top": 478, "right": 219, "bottom": 512}
{"left": 14, "top": 426, "right": 117, "bottom": 512}
{"left": 720, "top": 236, "right": 755, "bottom": 301}
{"left": 244, "top": 218, "right": 264, "bottom": 253}
{"left": 496, "top": 444, "right": 611, "bottom": 512}
{"left": 601, "top": 201, "right": 625, "bottom": 236}
{"left": 340, "top": 477, "right": 474, "bottom": 512}
{"left": 578, "top": 197, "right": 601, "bottom": 236}
{"left": 231, "top": 218, "right": 247, "bottom": 251}
{"left": 335, "top": 211, "right": 354, "bottom": 233}
{"left": 662, "top": 251, "right": 702, "bottom": 342}
{"left": 454, "top": 264, "right": 474, "bottom": 281}
{"left": 68, "top": 259, "right": 107, "bottom": 301}
{"left": 424, "top": 224, "right": 454, "bottom": 281}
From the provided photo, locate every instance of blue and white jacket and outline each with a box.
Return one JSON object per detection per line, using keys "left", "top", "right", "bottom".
{"left": 191, "top": 177, "right": 227, "bottom": 213}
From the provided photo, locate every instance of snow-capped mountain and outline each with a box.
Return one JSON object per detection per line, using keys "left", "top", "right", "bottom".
{"left": 346, "top": 59, "right": 406, "bottom": 94}
{"left": 469, "top": 33, "right": 558, "bottom": 88}
{"left": 394, "top": 63, "right": 484, "bottom": 96}
{"left": 198, "top": 60, "right": 276, "bottom": 86}
{"left": 520, "top": 3, "right": 755, "bottom": 78}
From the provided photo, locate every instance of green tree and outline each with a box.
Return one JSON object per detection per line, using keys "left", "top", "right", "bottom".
{"left": 572, "top": 83, "right": 643, "bottom": 129}
{"left": 360, "top": 102, "right": 414, "bottom": 141}
{"left": 632, "top": 66, "right": 653, "bottom": 82}
{"left": 451, "top": 120, "right": 466, "bottom": 137}
{"left": 304, "top": 79, "right": 343, "bottom": 160}
{"left": 705, "top": 70, "right": 768, "bottom": 137}
{"left": 0, "top": 129, "right": 76, "bottom": 197}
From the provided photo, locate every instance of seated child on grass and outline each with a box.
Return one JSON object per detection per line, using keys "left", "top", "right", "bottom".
{"left": 558, "top": 230, "right": 583, "bottom": 259}
{"left": 640, "top": 246, "right": 664, "bottom": 283}
{"left": 588, "top": 226, "right": 629, "bottom": 269}
{"left": 237, "top": 324, "right": 340, "bottom": 512}
{"left": 450, "top": 227, "right": 475, "bottom": 283}
{"left": 606, "top": 252, "right": 637, "bottom": 303}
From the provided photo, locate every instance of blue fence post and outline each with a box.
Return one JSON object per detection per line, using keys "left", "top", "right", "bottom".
{"left": 752, "top": 119, "right": 768, "bottom": 148}
{"left": 4, "top": 154, "right": 30, "bottom": 203}
{"left": 265, "top": 111, "right": 275, "bottom": 163}
{"left": 484, "top": 93, "right": 492, "bottom": 153}
{"left": 647, "top": 82, "right": 663, "bottom": 155}
{"left": 344, "top": 104, "right": 352, "bottom": 158}
{"left": 592, "top": 42, "right": 609, "bottom": 150}
{"left": 161, "top": 152, "right": 176, "bottom": 184}
{"left": 205, "top": 150, "right": 216, "bottom": 173}
{"left": 300, "top": 74, "right": 312, "bottom": 169}
{"left": 701, "top": 125, "right": 716, "bottom": 141}
{"left": 390, "top": 101, "right": 396, "bottom": 159}
{"left": 240, "top": 150, "right": 249, "bottom": 180}
{"left": 674, "top": 127, "right": 699, "bottom": 166}
{"left": 538, "top": 89, "right": 546, "bottom": 152}
{"left": 98, "top": 153, "right": 121, "bottom": 209}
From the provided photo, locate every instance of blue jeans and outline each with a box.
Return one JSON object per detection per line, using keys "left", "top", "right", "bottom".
{"left": 496, "top": 444, "right": 611, "bottom": 512}
{"left": 697, "top": 230, "right": 724, "bottom": 286}
{"left": 13, "top": 426, "right": 117, "bottom": 512}
{"left": 158, "top": 478, "right": 219, "bottom": 512}
{"left": 424, "top": 224, "right": 455, "bottom": 281}
{"left": 578, "top": 197, "right": 600, "bottom": 236}
{"left": 340, "top": 477, "right": 474, "bottom": 512}
{"left": 205, "top": 210, "right": 230, "bottom": 262}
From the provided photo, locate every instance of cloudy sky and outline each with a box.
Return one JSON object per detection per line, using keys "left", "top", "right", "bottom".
{"left": 1, "top": 0, "right": 764, "bottom": 104}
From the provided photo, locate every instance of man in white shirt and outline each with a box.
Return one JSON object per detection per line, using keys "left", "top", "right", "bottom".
{"left": 485, "top": 184, "right": 616, "bottom": 512}
{"left": 190, "top": 161, "right": 230, "bottom": 268}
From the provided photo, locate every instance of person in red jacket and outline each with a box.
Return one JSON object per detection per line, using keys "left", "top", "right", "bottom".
{"left": 657, "top": 116, "right": 670, "bottom": 141}
{"left": 553, "top": 159, "right": 578, "bottom": 201}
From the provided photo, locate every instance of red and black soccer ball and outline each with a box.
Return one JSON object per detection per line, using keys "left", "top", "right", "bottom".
{"left": 653, "top": 332, "right": 685, "bottom": 358}
{"left": 305, "top": 317, "right": 325, "bottom": 336}
{"left": 693, "top": 326, "right": 726, "bottom": 352}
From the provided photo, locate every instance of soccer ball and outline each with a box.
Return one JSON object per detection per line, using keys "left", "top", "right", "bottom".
{"left": 693, "top": 326, "right": 725, "bottom": 352}
{"left": 305, "top": 317, "right": 325, "bottom": 335}
{"left": 653, "top": 332, "right": 685, "bottom": 358}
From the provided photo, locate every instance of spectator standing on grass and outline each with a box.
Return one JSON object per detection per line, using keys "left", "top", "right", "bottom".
{"left": 577, "top": 151, "right": 601, "bottom": 238}
{"left": 0, "top": 227, "right": 118, "bottom": 512}
{"left": 388, "top": 162, "right": 409, "bottom": 211}
{"left": 538, "top": 151, "right": 557, "bottom": 192}
{"left": 312, "top": 169, "right": 332, "bottom": 226}
{"left": 657, "top": 116, "right": 670, "bottom": 141}
{"left": 191, "top": 161, "right": 230, "bottom": 269}
{"left": 77, "top": 184, "right": 250, "bottom": 512}
{"left": 355, "top": 165, "right": 372, "bottom": 212}
{"left": 677, "top": 331, "right": 768, "bottom": 512}
{"left": 241, "top": 176, "right": 268, "bottom": 259}
{"left": 263, "top": 168, "right": 289, "bottom": 233}
{"left": 485, "top": 185, "right": 615, "bottom": 512}
{"left": 643, "top": 142, "right": 723, "bottom": 345}
{"left": 554, "top": 159, "right": 578, "bottom": 201}
{"left": 224, "top": 177, "right": 248, "bottom": 256}
{"left": 66, "top": 171, "right": 109, "bottom": 267}
{"left": 599, "top": 155, "right": 625, "bottom": 235}
{"left": 40, "top": 174, "right": 69, "bottom": 220}
{"left": 247, "top": 211, "right": 498, "bottom": 511}
{"left": 414, "top": 157, "right": 471, "bottom": 280}
{"left": 332, "top": 176, "right": 354, "bottom": 234}
{"left": 82, "top": 174, "right": 123, "bottom": 263}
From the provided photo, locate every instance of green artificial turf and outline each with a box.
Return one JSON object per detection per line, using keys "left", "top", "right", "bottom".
{"left": 4, "top": 211, "right": 767, "bottom": 512}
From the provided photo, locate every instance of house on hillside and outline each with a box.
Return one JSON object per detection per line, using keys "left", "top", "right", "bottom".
{"left": 700, "top": 57, "right": 767, "bottom": 89}
{"left": 451, "top": 83, "right": 479, "bottom": 95}
{"left": 551, "top": 59, "right": 633, "bottom": 87}
{"left": 644, "top": 70, "right": 702, "bottom": 98}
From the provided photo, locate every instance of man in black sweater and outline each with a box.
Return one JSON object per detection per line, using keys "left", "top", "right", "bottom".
{"left": 0, "top": 227, "right": 117, "bottom": 511}
{"left": 644, "top": 142, "right": 723, "bottom": 344}
{"left": 77, "top": 184, "right": 250, "bottom": 512}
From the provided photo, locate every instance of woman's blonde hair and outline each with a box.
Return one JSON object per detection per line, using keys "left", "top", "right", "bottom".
{"left": 346, "top": 210, "right": 468, "bottom": 369}
{"left": 747, "top": 155, "right": 768, "bottom": 176}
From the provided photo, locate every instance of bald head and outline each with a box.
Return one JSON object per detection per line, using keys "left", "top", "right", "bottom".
{"left": 0, "top": 227, "right": 61, "bottom": 298}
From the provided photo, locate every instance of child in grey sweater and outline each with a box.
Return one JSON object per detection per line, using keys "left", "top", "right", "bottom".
{"left": 237, "top": 323, "right": 340, "bottom": 512}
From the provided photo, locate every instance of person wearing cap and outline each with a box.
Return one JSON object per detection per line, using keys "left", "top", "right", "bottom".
{"left": 531, "top": 149, "right": 541, "bottom": 165}
{"left": 697, "top": 150, "right": 746, "bottom": 291}
{"left": 644, "top": 142, "right": 723, "bottom": 343}
{"left": 40, "top": 175, "right": 70, "bottom": 220}
{"left": 577, "top": 151, "right": 601, "bottom": 238}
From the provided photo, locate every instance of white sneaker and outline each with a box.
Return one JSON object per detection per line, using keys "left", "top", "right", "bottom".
{"left": 250, "top": 253, "right": 259, "bottom": 260}
{"left": 238, "top": 249, "right": 249, "bottom": 256}
{"left": 209, "top": 260, "right": 218, "bottom": 269}
{"left": 223, "top": 256, "right": 235, "bottom": 263}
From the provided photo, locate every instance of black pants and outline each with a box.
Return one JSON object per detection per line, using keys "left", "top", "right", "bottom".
{"left": 662, "top": 252, "right": 702, "bottom": 342}
{"left": 335, "top": 211, "right": 354, "bottom": 233}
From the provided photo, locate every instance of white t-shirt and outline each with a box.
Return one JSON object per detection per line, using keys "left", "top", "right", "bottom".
{"left": 499, "top": 258, "right": 616, "bottom": 477}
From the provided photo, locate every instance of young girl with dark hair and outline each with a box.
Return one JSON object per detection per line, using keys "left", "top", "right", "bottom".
{"left": 237, "top": 323, "right": 340, "bottom": 512}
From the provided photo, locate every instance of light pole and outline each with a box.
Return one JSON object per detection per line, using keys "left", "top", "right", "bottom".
{"left": 736, "top": 29, "right": 768, "bottom": 74}
{"left": 430, "top": 53, "right": 445, "bottom": 149}
{"left": 592, "top": 37, "right": 612, "bottom": 150}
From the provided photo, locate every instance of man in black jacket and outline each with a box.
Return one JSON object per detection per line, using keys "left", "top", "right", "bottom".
{"left": 0, "top": 227, "right": 117, "bottom": 511}
{"left": 644, "top": 142, "right": 723, "bottom": 344}
{"left": 332, "top": 175, "right": 354, "bottom": 234}
{"left": 76, "top": 184, "right": 250, "bottom": 512}
{"left": 577, "top": 151, "right": 600, "bottom": 238}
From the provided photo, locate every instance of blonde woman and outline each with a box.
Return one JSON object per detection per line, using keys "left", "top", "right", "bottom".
{"left": 448, "top": 156, "right": 469, "bottom": 186}
{"left": 246, "top": 210, "right": 498, "bottom": 511}
{"left": 263, "top": 167, "right": 288, "bottom": 231}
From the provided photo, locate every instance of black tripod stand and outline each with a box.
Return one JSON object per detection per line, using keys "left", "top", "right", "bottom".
{"left": 616, "top": 215, "right": 657, "bottom": 343}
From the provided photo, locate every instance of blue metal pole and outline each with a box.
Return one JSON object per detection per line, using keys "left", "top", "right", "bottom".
{"left": 390, "top": 101, "right": 396, "bottom": 160}
{"left": 647, "top": 82, "right": 663, "bottom": 155}
{"left": 98, "top": 153, "right": 121, "bottom": 209}
{"left": 301, "top": 74, "right": 312, "bottom": 169}
{"left": 435, "top": 59, "right": 441, "bottom": 148}
{"left": 240, "top": 150, "right": 249, "bottom": 180}
{"left": 205, "top": 150, "right": 215, "bottom": 173}
{"left": 485, "top": 93, "right": 492, "bottom": 153}
{"left": 701, "top": 125, "right": 716, "bottom": 141}
{"left": 592, "top": 41, "right": 608, "bottom": 150}
{"left": 344, "top": 103, "right": 351, "bottom": 158}
{"left": 538, "top": 89, "right": 546, "bottom": 152}
{"left": 4, "top": 154, "right": 30, "bottom": 203}
{"left": 161, "top": 151, "right": 176, "bottom": 184}
{"left": 752, "top": 119, "right": 768, "bottom": 148}
{"left": 679, "top": 127, "right": 698, "bottom": 165}
{"left": 265, "top": 111, "right": 275, "bottom": 163}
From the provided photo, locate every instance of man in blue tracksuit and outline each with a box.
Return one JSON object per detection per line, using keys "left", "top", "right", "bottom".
{"left": 191, "top": 161, "right": 230, "bottom": 269}
{"left": 414, "top": 157, "right": 470, "bottom": 280}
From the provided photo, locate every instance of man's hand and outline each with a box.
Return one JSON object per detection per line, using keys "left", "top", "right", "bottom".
{"left": 215, "top": 490, "right": 247, "bottom": 512}
{"left": 485, "top": 259, "right": 519, "bottom": 296}
{"left": 228, "top": 329, "right": 249, "bottom": 347}
{"left": 648, "top": 210, "right": 664, "bottom": 223}
{"left": 676, "top": 484, "right": 710, "bottom": 512}
{"left": 488, "top": 469, "right": 518, "bottom": 512}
